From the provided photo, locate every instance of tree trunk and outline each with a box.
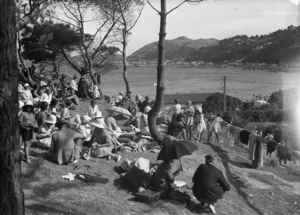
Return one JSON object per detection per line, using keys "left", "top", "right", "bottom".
{"left": 0, "top": 0, "right": 25, "bottom": 214}
{"left": 122, "top": 31, "right": 131, "bottom": 99}
{"left": 148, "top": 0, "right": 167, "bottom": 142}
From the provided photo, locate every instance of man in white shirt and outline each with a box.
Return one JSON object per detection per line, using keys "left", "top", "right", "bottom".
{"left": 170, "top": 99, "right": 181, "bottom": 122}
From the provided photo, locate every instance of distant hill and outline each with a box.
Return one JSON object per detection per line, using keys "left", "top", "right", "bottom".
{"left": 129, "top": 36, "right": 219, "bottom": 61}
{"left": 129, "top": 25, "right": 300, "bottom": 64}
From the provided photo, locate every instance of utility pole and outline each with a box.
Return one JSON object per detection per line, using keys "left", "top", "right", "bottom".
{"left": 224, "top": 76, "right": 227, "bottom": 112}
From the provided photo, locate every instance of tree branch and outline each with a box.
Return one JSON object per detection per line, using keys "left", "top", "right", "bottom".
{"left": 167, "top": 0, "right": 204, "bottom": 15}
{"left": 147, "top": 0, "right": 160, "bottom": 13}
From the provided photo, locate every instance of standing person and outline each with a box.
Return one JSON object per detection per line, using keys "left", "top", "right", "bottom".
{"left": 19, "top": 100, "right": 37, "bottom": 163}
{"left": 207, "top": 115, "right": 223, "bottom": 143}
{"left": 141, "top": 96, "right": 151, "bottom": 113}
{"left": 195, "top": 107, "right": 207, "bottom": 143}
{"left": 170, "top": 99, "right": 181, "bottom": 122}
{"left": 50, "top": 121, "right": 85, "bottom": 164}
{"left": 87, "top": 99, "right": 99, "bottom": 118}
{"left": 90, "top": 117, "right": 121, "bottom": 162}
{"left": 135, "top": 94, "right": 143, "bottom": 111}
{"left": 70, "top": 75, "right": 78, "bottom": 91}
{"left": 185, "top": 100, "right": 195, "bottom": 140}
{"left": 36, "top": 101, "right": 49, "bottom": 128}
{"left": 192, "top": 154, "right": 230, "bottom": 214}
{"left": 140, "top": 106, "right": 151, "bottom": 134}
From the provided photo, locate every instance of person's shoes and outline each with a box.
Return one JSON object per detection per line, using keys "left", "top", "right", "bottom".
{"left": 116, "top": 155, "right": 122, "bottom": 162}
{"left": 72, "top": 159, "right": 78, "bottom": 164}
{"left": 107, "top": 156, "right": 111, "bottom": 160}
{"left": 208, "top": 204, "right": 216, "bottom": 214}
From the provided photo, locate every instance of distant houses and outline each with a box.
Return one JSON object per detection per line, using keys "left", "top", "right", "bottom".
{"left": 164, "top": 92, "right": 214, "bottom": 106}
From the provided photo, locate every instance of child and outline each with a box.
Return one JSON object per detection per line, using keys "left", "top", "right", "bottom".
{"left": 19, "top": 100, "right": 37, "bottom": 163}
{"left": 207, "top": 115, "right": 223, "bottom": 144}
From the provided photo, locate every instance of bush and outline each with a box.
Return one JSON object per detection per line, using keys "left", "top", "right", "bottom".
{"left": 223, "top": 111, "right": 248, "bottom": 128}
{"left": 202, "top": 93, "right": 243, "bottom": 114}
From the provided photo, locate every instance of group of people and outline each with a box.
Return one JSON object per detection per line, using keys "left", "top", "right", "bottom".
{"left": 166, "top": 99, "right": 224, "bottom": 144}
{"left": 18, "top": 74, "right": 231, "bottom": 212}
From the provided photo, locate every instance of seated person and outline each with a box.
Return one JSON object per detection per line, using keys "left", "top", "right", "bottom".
{"left": 60, "top": 100, "right": 81, "bottom": 126}
{"left": 36, "top": 101, "right": 49, "bottom": 129}
{"left": 92, "top": 85, "right": 100, "bottom": 99}
{"left": 87, "top": 99, "right": 99, "bottom": 118}
{"left": 36, "top": 115, "right": 57, "bottom": 149}
{"left": 167, "top": 113, "right": 187, "bottom": 140}
{"left": 155, "top": 159, "right": 185, "bottom": 200}
{"left": 50, "top": 120, "right": 85, "bottom": 164}
{"left": 105, "top": 110, "right": 123, "bottom": 138}
{"left": 63, "top": 88, "right": 79, "bottom": 110}
{"left": 192, "top": 154, "right": 230, "bottom": 214}
{"left": 89, "top": 117, "right": 121, "bottom": 162}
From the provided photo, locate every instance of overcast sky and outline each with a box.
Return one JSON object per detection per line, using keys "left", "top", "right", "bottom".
{"left": 121, "top": 0, "right": 299, "bottom": 54}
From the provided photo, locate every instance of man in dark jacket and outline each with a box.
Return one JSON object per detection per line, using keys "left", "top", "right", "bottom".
{"left": 192, "top": 154, "right": 230, "bottom": 214}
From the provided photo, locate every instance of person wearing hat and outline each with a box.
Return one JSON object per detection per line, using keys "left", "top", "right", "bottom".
{"left": 50, "top": 120, "right": 85, "bottom": 165}
{"left": 89, "top": 117, "right": 121, "bottom": 162}
{"left": 36, "top": 115, "right": 57, "bottom": 149}
{"left": 21, "top": 83, "right": 33, "bottom": 103}
{"left": 19, "top": 100, "right": 37, "bottom": 163}
{"left": 192, "top": 154, "right": 230, "bottom": 214}
{"left": 185, "top": 100, "right": 195, "bottom": 140}
{"left": 114, "top": 91, "right": 123, "bottom": 106}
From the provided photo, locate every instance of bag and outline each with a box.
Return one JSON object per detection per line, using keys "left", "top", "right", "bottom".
{"left": 124, "top": 166, "right": 149, "bottom": 190}
{"left": 135, "top": 189, "right": 161, "bottom": 204}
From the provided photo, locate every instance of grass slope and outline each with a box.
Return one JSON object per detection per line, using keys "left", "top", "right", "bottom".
{"left": 22, "top": 100, "right": 300, "bottom": 215}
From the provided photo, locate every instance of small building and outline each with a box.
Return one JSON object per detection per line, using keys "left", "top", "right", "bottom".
{"left": 164, "top": 92, "right": 215, "bottom": 106}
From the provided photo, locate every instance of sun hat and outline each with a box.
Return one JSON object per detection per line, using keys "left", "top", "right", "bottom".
{"left": 196, "top": 106, "right": 203, "bottom": 113}
{"left": 93, "top": 111, "right": 102, "bottom": 119}
{"left": 46, "top": 115, "right": 57, "bottom": 124}
{"left": 144, "top": 106, "right": 151, "bottom": 114}
{"left": 81, "top": 115, "right": 91, "bottom": 124}
{"left": 90, "top": 118, "right": 105, "bottom": 129}
{"left": 24, "top": 83, "right": 30, "bottom": 87}
{"left": 24, "top": 100, "right": 34, "bottom": 106}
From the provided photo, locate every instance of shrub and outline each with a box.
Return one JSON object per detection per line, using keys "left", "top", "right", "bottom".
{"left": 202, "top": 93, "right": 243, "bottom": 114}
